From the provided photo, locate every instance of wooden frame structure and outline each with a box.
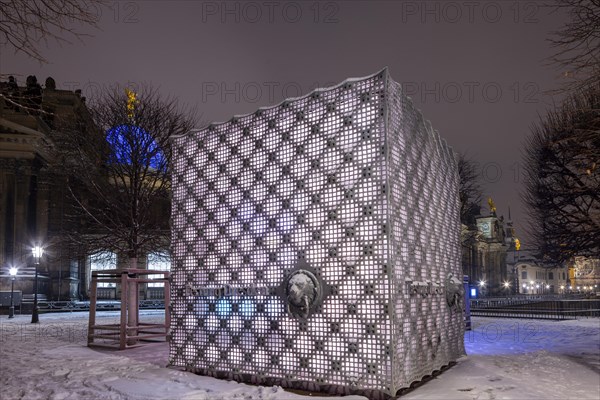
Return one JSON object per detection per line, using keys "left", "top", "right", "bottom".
{"left": 88, "top": 268, "right": 170, "bottom": 350}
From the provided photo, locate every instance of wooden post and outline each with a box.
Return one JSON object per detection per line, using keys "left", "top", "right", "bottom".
{"left": 127, "top": 271, "right": 139, "bottom": 346}
{"left": 87, "top": 268, "right": 170, "bottom": 350}
{"left": 164, "top": 271, "right": 171, "bottom": 335}
{"left": 87, "top": 272, "right": 98, "bottom": 346}
{"left": 120, "top": 271, "right": 128, "bottom": 350}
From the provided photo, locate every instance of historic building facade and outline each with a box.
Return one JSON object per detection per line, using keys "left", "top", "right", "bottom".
{"left": 461, "top": 204, "right": 569, "bottom": 296}
{"left": 0, "top": 76, "right": 82, "bottom": 301}
{"left": 569, "top": 257, "right": 600, "bottom": 293}
{"left": 506, "top": 249, "right": 569, "bottom": 294}
{"left": 461, "top": 207, "right": 511, "bottom": 296}
{"left": 0, "top": 77, "right": 172, "bottom": 302}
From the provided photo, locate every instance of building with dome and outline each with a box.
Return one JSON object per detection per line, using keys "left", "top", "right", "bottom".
{"left": 0, "top": 76, "right": 171, "bottom": 306}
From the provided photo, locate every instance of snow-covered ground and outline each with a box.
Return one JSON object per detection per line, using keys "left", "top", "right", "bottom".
{"left": 1, "top": 312, "right": 598, "bottom": 400}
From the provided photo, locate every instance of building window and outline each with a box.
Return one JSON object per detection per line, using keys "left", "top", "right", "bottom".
{"left": 563, "top": 272, "right": 566, "bottom": 280}
{"left": 549, "top": 272, "right": 554, "bottom": 280}
{"left": 521, "top": 271, "right": 527, "bottom": 280}
{"left": 89, "top": 252, "right": 117, "bottom": 287}
{"left": 147, "top": 251, "right": 171, "bottom": 287}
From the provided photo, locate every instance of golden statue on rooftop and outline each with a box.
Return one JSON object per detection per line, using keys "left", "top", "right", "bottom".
{"left": 488, "top": 197, "right": 496, "bottom": 214}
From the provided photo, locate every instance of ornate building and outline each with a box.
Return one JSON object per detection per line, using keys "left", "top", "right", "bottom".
{"left": 0, "top": 76, "right": 172, "bottom": 303}
{"left": 0, "top": 76, "right": 88, "bottom": 301}
{"left": 461, "top": 201, "right": 571, "bottom": 296}
{"left": 568, "top": 257, "right": 600, "bottom": 293}
{"left": 461, "top": 205, "right": 510, "bottom": 296}
{"left": 506, "top": 249, "right": 568, "bottom": 294}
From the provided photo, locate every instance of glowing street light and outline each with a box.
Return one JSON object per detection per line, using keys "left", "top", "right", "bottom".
{"left": 503, "top": 281, "right": 511, "bottom": 289}
{"left": 31, "top": 246, "right": 44, "bottom": 324}
{"left": 8, "top": 267, "right": 17, "bottom": 319}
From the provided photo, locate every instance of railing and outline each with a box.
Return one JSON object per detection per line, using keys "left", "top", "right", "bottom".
{"left": 146, "top": 287, "right": 165, "bottom": 300}
{"left": 32, "top": 299, "right": 165, "bottom": 312}
{"left": 470, "top": 299, "right": 600, "bottom": 320}
{"left": 97, "top": 287, "right": 117, "bottom": 299}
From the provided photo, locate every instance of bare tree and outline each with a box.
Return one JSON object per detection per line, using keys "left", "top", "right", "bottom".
{"left": 523, "top": 82, "right": 600, "bottom": 265}
{"left": 0, "top": 0, "right": 105, "bottom": 65}
{"left": 53, "top": 85, "right": 196, "bottom": 268}
{"left": 549, "top": 0, "right": 600, "bottom": 91}
{"left": 457, "top": 153, "right": 482, "bottom": 227}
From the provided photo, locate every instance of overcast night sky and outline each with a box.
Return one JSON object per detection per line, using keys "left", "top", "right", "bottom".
{"left": 1, "top": 1, "right": 571, "bottom": 242}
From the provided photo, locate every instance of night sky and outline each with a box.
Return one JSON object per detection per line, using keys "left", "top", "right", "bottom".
{"left": 1, "top": 1, "right": 571, "bottom": 242}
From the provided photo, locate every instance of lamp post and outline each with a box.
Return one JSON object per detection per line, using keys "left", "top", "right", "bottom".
{"left": 31, "top": 246, "right": 43, "bottom": 324}
{"left": 9, "top": 267, "right": 17, "bottom": 318}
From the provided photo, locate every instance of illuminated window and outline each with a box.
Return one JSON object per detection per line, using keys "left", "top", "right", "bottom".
{"left": 89, "top": 251, "right": 117, "bottom": 287}
{"left": 147, "top": 251, "right": 171, "bottom": 287}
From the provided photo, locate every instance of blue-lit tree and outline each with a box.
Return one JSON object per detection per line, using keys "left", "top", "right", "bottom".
{"left": 57, "top": 86, "right": 196, "bottom": 268}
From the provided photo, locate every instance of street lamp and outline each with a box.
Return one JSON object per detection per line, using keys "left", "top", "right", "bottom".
{"left": 31, "top": 246, "right": 43, "bottom": 324}
{"left": 8, "top": 267, "right": 17, "bottom": 318}
{"left": 478, "top": 280, "right": 486, "bottom": 297}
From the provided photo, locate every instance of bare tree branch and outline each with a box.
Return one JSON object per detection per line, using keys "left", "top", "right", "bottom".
{"left": 523, "top": 82, "right": 600, "bottom": 264}
{"left": 51, "top": 84, "right": 196, "bottom": 266}
{"left": 548, "top": 0, "right": 600, "bottom": 91}
{"left": 457, "top": 152, "right": 482, "bottom": 228}
{"left": 0, "top": 0, "right": 105, "bottom": 65}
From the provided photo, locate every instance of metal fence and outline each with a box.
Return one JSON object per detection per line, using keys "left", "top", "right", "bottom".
{"left": 470, "top": 299, "right": 600, "bottom": 320}
{"left": 28, "top": 299, "right": 166, "bottom": 312}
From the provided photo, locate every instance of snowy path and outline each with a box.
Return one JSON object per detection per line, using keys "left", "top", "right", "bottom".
{"left": 1, "top": 312, "right": 598, "bottom": 400}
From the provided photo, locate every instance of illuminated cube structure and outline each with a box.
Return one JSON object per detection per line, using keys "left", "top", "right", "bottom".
{"left": 169, "top": 69, "right": 465, "bottom": 398}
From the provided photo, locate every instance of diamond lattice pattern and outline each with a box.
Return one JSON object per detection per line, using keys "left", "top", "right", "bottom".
{"left": 169, "top": 70, "right": 464, "bottom": 397}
